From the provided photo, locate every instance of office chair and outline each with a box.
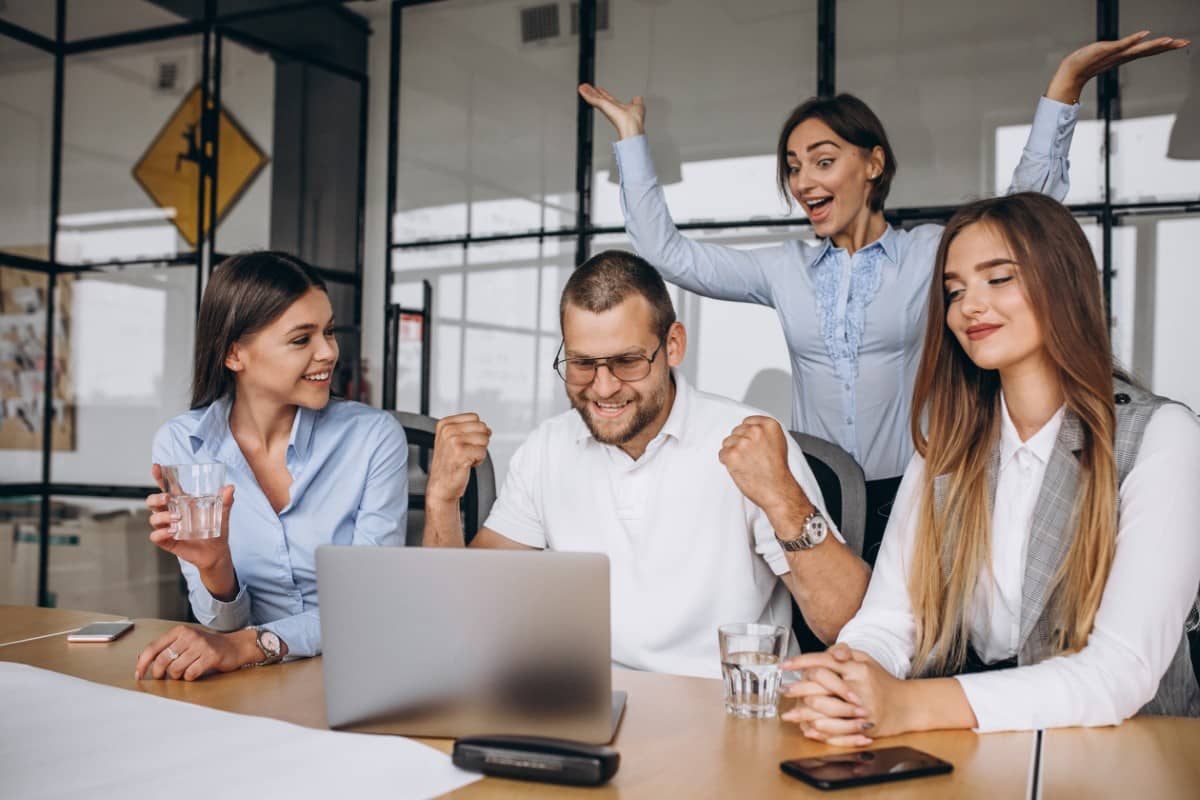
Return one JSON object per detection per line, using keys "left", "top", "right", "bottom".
{"left": 390, "top": 411, "right": 497, "bottom": 546}
{"left": 787, "top": 430, "right": 868, "bottom": 655}
{"left": 789, "top": 431, "right": 867, "bottom": 558}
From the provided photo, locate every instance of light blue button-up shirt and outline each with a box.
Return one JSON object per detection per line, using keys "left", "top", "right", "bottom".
{"left": 151, "top": 398, "right": 408, "bottom": 657}
{"left": 615, "top": 97, "right": 1077, "bottom": 481}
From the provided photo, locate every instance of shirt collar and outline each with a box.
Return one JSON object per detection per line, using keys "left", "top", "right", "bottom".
{"left": 811, "top": 224, "right": 899, "bottom": 266}
{"left": 190, "top": 396, "right": 232, "bottom": 457}
{"left": 999, "top": 392, "right": 1065, "bottom": 469}
{"left": 572, "top": 369, "right": 691, "bottom": 446}
{"left": 189, "top": 395, "right": 317, "bottom": 462}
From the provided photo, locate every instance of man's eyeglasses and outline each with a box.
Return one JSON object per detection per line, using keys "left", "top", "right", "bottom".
{"left": 553, "top": 339, "right": 666, "bottom": 386}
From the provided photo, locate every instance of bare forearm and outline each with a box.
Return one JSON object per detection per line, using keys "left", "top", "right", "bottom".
{"left": 198, "top": 556, "right": 238, "bottom": 602}
{"left": 783, "top": 542, "right": 871, "bottom": 643}
{"left": 770, "top": 496, "right": 871, "bottom": 643}
{"left": 422, "top": 500, "right": 466, "bottom": 548}
{"left": 900, "top": 678, "right": 978, "bottom": 733}
{"left": 1045, "top": 66, "right": 1085, "bottom": 105}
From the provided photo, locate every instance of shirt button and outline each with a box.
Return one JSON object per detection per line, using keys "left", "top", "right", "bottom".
{"left": 845, "top": 417, "right": 854, "bottom": 425}
{"left": 843, "top": 383, "right": 851, "bottom": 390}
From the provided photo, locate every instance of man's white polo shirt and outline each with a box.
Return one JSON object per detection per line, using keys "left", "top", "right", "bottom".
{"left": 483, "top": 372, "right": 839, "bottom": 679}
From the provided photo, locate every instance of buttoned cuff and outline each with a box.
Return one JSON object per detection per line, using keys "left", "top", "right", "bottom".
{"left": 613, "top": 135, "right": 657, "bottom": 186}
{"left": 1030, "top": 96, "right": 1079, "bottom": 158}
{"left": 259, "top": 612, "right": 321, "bottom": 660}
{"left": 191, "top": 583, "right": 250, "bottom": 632}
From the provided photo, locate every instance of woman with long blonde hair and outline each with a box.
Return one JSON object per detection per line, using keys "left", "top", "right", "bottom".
{"left": 781, "top": 193, "right": 1200, "bottom": 744}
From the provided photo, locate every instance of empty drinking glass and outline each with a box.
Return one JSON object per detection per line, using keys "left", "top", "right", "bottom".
{"left": 718, "top": 623, "right": 790, "bottom": 718}
{"left": 161, "top": 463, "right": 226, "bottom": 540}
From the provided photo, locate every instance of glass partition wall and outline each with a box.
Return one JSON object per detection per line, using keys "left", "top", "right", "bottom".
{"left": 384, "top": 0, "right": 1200, "bottom": 490}
{"left": 0, "top": 0, "right": 370, "bottom": 613}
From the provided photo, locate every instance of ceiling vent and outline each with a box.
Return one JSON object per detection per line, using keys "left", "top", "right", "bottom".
{"left": 520, "top": 3, "right": 560, "bottom": 43}
{"left": 154, "top": 57, "right": 181, "bottom": 93}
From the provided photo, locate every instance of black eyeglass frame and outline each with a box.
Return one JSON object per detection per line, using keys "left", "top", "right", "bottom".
{"left": 552, "top": 337, "right": 667, "bottom": 385}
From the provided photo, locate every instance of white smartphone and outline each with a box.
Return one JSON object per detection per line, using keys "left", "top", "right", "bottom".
{"left": 66, "top": 620, "right": 134, "bottom": 642}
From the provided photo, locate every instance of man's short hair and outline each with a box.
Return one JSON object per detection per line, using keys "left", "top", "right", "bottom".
{"left": 560, "top": 250, "right": 677, "bottom": 341}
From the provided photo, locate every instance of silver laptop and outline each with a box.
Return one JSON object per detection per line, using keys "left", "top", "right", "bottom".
{"left": 317, "top": 547, "right": 626, "bottom": 744}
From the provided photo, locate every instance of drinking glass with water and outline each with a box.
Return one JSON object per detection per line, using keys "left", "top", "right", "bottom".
{"left": 718, "top": 623, "right": 790, "bottom": 718}
{"left": 161, "top": 463, "right": 225, "bottom": 540}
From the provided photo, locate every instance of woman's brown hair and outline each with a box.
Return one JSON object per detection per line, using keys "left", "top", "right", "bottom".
{"left": 908, "top": 192, "right": 1118, "bottom": 674}
{"left": 191, "top": 251, "right": 327, "bottom": 409}
{"left": 776, "top": 93, "right": 897, "bottom": 213}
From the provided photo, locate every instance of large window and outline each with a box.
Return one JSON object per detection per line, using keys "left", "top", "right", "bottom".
{"left": 1, "top": 0, "right": 370, "bottom": 614}
{"left": 388, "top": 0, "right": 1200, "bottom": 487}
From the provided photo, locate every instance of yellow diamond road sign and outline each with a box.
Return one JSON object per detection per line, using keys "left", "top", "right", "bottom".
{"left": 132, "top": 84, "right": 268, "bottom": 248}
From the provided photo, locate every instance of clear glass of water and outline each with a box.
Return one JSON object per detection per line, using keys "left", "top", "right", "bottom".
{"left": 161, "top": 463, "right": 225, "bottom": 540}
{"left": 718, "top": 623, "right": 790, "bottom": 718}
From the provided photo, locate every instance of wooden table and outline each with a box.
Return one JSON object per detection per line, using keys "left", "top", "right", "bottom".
{"left": 2, "top": 607, "right": 1197, "bottom": 798}
{"left": 0, "top": 603, "right": 123, "bottom": 646}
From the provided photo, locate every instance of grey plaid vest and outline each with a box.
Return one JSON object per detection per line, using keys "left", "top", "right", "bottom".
{"left": 932, "top": 378, "right": 1199, "bottom": 718}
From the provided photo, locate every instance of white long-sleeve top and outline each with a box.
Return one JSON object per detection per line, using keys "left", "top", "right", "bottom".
{"left": 837, "top": 398, "right": 1200, "bottom": 732}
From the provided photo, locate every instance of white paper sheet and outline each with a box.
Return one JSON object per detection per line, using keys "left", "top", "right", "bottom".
{"left": 0, "top": 663, "right": 482, "bottom": 800}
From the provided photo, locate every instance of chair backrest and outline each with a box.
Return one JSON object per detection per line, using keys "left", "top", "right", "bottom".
{"left": 788, "top": 431, "right": 867, "bottom": 559}
{"left": 390, "top": 411, "right": 497, "bottom": 545}
{"left": 787, "top": 430, "right": 868, "bottom": 654}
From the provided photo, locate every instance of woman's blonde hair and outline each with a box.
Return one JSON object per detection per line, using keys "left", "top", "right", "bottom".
{"left": 908, "top": 193, "right": 1118, "bottom": 674}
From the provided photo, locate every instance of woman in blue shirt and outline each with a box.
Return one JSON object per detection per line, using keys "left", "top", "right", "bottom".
{"left": 134, "top": 251, "right": 408, "bottom": 681}
{"left": 580, "top": 32, "right": 1188, "bottom": 564}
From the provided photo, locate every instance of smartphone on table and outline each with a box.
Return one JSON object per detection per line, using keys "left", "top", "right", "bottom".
{"left": 781, "top": 746, "right": 953, "bottom": 790}
{"left": 66, "top": 620, "right": 135, "bottom": 643}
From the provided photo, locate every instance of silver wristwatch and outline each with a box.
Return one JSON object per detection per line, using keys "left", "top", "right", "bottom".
{"left": 776, "top": 509, "right": 828, "bottom": 551}
{"left": 252, "top": 627, "right": 283, "bottom": 666}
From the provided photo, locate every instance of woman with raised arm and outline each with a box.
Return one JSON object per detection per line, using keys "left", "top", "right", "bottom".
{"left": 580, "top": 33, "right": 1189, "bottom": 563}
{"left": 781, "top": 193, "right": 1200, "bottom": 744}
{"left": 134, "top": 251, "right": 408, "bottom": 681}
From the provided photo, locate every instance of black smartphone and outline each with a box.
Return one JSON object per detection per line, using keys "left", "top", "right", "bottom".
{"left": 780, "top": 746, "right": 953, "bottom": 790}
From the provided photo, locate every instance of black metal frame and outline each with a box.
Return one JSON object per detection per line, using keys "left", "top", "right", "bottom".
{"left": 0, "top": 0, "right": 371, "bottom": 607}
{"left": 381, "top": 0, "right": 1199, "bottom": 413}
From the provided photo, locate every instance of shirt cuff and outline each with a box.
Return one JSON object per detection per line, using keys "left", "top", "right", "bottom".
{"left": 192, "top": 583, "right": 251, "bottom": 632}
{"left": 761, "top": 539, "right": 790, "bottom": 576}
{"left": 259, "top": 612, "right": 320, "bottom": 660}
{"left": 613, "top": 135, "right": 657, "bottom": 186}
{"left": 953, "top": 673, "right": 1013, "bottom": 733}
{"left": 1030, "top": 96, "right": 1079, "bottom": 157}
{"left": 481, "top": 508, "right": 547, "bottom": 549}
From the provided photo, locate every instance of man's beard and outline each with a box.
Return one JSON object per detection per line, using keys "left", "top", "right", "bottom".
{"left": 569, "top": 376, "right": 670, "bottom": 446}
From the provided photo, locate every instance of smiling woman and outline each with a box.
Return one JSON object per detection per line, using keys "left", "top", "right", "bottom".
{"left": 783, "top": 193, "right": 1200, "bottom": 744}
{"left": 134, "top": 251, "right": 409, "bottom": 682}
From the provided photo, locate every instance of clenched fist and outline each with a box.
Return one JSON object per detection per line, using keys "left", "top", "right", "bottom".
{"left": 426, "top": 413, "right": 493, "bottom": 507}
{"left": 719, "top": 415, "right": 811, "bottom": 516}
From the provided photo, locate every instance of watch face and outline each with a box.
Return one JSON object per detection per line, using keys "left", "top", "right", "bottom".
{"left": 803, "top": 514, "right": 828, "bottom": 544}
{"left": 261, "top": 631, "right": 281, "bottom": 655}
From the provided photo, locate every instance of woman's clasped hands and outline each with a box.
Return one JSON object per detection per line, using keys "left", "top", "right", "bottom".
{"left": 782, "top": 643, "right": 915, "bottom": 748}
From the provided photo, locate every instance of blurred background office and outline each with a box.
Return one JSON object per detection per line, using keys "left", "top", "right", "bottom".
{"left": 0, "top": 0, "right": 1197, "bottom": 619}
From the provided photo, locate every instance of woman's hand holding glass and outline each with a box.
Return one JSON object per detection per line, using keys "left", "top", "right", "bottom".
{"left": 145, "top": 463, "right": 238, "bottom": 600}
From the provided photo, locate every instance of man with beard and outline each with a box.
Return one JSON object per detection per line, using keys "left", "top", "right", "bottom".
{"left": 423, "top": 250, "right": 870, "bottom": 678}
